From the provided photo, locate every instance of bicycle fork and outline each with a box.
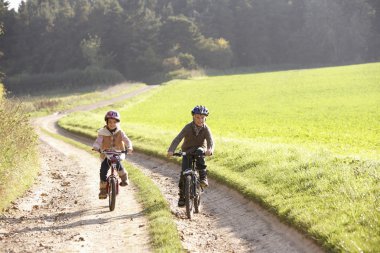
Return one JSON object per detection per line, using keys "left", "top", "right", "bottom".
{"left": 107, "top": 163, "right": 119, "bottom": 195}
{"left": 183, "top": 169, "right": 198, "bottom": 199}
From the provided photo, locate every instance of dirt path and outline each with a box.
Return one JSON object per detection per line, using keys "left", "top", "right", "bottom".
{"left": 0, "top": 84, "right": 324, "bottom": 253}
{"left": 0, "top": 84, "right": 154, "bottom": 253}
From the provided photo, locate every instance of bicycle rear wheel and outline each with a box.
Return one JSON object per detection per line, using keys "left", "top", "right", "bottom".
{"left": 184, "top": 175, "right": 194, "bottom": 219}
{"left": 109, "top": 178, "right": 117, "bottom": 211}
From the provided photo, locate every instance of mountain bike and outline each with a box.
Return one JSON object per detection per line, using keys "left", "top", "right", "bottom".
{"left": 100, "top": 149, "right": 128, "bottom": 211}
{"left": 173, "top": 151, "right": 204, "bottom": 219}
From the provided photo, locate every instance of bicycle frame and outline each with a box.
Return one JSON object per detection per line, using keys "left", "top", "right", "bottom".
{"left": 106, "top": 154, "right": 120, "bottom": 196}
{"left": 101, "top": 150, "right": 127, "bottom": 211}
{"left": 183, "top": 159, "right": 200, "bottom": 198}
{"left": 174, "top": 151, "right": 204, "bottom": 219}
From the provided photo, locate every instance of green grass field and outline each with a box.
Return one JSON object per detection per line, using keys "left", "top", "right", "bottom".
{"left": 59, "top": 62, "right": 380, "bottom": 252}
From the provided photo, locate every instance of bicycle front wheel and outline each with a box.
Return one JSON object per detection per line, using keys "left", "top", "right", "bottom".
{"left": 109, "top": 178, "right": 117, "bottom": 211}
{"left": 194, "top": 191, "right": 201, "bottom": 213}
{"left": 184, "top": 175, "right": 194, "bottom": 219}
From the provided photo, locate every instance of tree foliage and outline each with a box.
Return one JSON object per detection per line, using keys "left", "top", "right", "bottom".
{"left": 0, "top": 0, "right": 378, "bottom": 86}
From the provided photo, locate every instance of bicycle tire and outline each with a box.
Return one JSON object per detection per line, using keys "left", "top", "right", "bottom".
{"left": 109, "top": 177, "right": 117, "bottom": 211}
{"left": 194, "top": 192, "right": 201, "bottom": 213}
{"left": 185, "top": 175, "right": 194, "bottom": 219}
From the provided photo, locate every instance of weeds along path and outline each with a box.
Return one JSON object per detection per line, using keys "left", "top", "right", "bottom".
{"left": 0, "top": 85, "right": 155, "bottom": 252}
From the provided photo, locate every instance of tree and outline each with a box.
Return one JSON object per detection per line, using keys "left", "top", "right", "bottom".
{"left": 160, "top": 15, "right": 202, "bottom": 55}
{"left": 0, "top": 0, "right": 14, "bottom": 78}
{"left": 365, "top": 0, "right": 380, "bottom": 60}
{"left": 300, "top": 0, "right": 372, "bottom": 64}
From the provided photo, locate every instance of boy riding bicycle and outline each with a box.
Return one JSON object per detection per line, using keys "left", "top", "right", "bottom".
{"left": 167, "top": 105, "right": 214, "bottom": 207}
{"left": 93, "top": 110, "right": 133, "bottom": 199}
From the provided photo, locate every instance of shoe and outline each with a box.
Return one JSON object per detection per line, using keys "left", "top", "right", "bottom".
{"left": 120, "top": 180, "right": 129, "bottom": 186}
{"left": 99, "top": 181, "right": 108, "bottom": 199}
{"left": 199, "top": 169, "right": 208, "bottom": 188}
{"left": 178, "top": 197, "right": 185, "bottom": 207}
{"left": 119, "top": 174, "right": 129, "bottom": 186}
{"left": 200, "top": 178, "right": 209, "bottom": 188}
{"left": 99, "top": 191, "right": 107, "bottom": 199}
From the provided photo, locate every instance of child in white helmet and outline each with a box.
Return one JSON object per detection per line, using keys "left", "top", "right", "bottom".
{"left": 167, "top": 105, "right": 214, "bottom": 207}
{"left": 93, "top": 110, "right": 133, "bottom": 199}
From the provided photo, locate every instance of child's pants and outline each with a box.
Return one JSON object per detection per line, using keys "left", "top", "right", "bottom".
{"left": 178, "top": 150, "right": 207, "bottom": 191}
{"left": 99, "top": 158, "right": 127, "bottom": 182}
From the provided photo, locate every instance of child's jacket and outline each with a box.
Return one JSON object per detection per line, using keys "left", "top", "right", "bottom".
{"left": 168, "top": 121, "right": 214, "bottom": 154}
{"left": 93, "top": 126, "right": 132, "bottom": 159}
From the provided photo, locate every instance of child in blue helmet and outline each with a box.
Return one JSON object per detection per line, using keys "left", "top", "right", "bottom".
{"left": 93, "top": 110, "right": 133, "bottom": 199}
{"left": 167, "top": 105, "right": 214, "bottom": 207}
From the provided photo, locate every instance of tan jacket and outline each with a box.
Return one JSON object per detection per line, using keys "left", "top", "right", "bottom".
{"left": 93, "top": 126, "right": 132, "bottom": 159}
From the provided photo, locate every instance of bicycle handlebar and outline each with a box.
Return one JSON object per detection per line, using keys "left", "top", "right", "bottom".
{"left": 93, "top": 149, "right": 128, "bottom": 155}
{"left": 102, "top": 150, "right": 128, "bottom": 155}
{"left": 173, "top": 151, "right": 204, "bottom": 157}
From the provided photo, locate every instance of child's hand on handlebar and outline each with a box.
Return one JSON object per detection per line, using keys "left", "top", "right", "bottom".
{"left": 167, "top": 151, "right": 173, "bottom": 158}
{"left": 127, "top": 147, "right": 133, "bottom": 154}
{"left": 205, "top": 149, "right": 212, "bottom": 156}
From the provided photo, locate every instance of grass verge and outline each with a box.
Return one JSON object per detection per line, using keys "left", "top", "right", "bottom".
{"left": 59, "top": 62, "right": 380, "bottom": 252}
{"left": 0, "top": 98, "right": 40, "bottom": 211}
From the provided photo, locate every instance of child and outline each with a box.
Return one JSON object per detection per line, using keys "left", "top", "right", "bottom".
{"left": 93, "top": 110, "right": 133, "bottom": 199}
{"left": 167, "top": 105, "right": 214, "bottom": 207}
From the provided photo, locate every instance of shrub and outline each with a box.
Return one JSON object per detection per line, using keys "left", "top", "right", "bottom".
{"left": 0, "top": 97, "right": 39, "bottom": 210}
{"left": 0, "top": 83, "right": 3, "bottom": 101}
{"left": 162, "top": 57, "right": 182, "bottom": 72}
{"left": 196, "top": 37, "right": 233, "bottom": 69}
{"left": 178, "top": 53, "right": 197, "bottom": 70}
{"left": 166, "top": 68, "right": 192, "bottom": 79}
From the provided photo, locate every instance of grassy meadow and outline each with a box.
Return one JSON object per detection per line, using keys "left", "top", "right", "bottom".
{"left": 59, "top": 62, "right": 380, "bottom": 252}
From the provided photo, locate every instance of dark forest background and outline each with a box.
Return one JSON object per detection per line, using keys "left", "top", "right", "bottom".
{"left": 0, "top": 0, "right": 379, "bottom": 94}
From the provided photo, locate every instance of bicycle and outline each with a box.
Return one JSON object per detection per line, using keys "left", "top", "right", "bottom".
{"left": 98, "top": 149, "right": 128, "bottom": 211}
{"left": 173, "top": 151, "right": 204, "bottom": 219}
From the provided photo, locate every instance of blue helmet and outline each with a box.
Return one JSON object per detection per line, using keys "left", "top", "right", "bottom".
{"left": 191, "top": 105, "right": 209, "bottom": 116}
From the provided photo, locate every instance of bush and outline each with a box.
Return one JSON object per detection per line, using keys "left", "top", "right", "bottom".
{"left": 166, "top": 68, "right": 193, "bottom": 79}
{"left": 162, "top": 57, "right": 182, "bottom": 72}
{"left": 4, "top": 67, "right": 125, "bottom": 95}
{"left": 178, "top": 53, "right": 197, "bottom": 70}
{"left": 0, "top": 97, "right": 39, "bottom": 210}
{"left": 0, "top": 83, "right": 3, "bottom": 101}
{"left": 196, "top": 37, "right": 233, "bottom": 69}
